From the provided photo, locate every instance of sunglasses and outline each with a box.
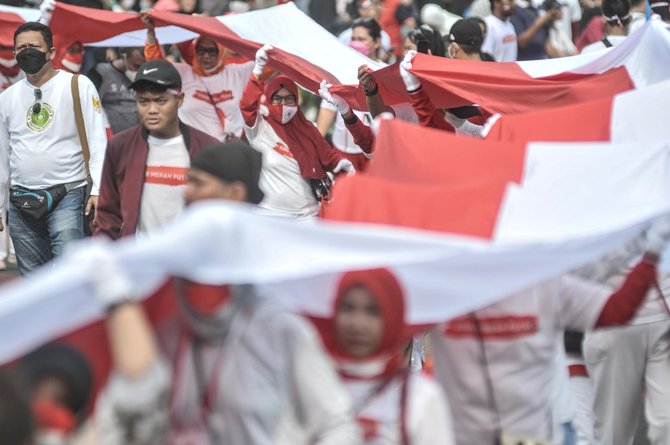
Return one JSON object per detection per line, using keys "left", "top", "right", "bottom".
{"left": 271, "top": 94, "right": 297, "bottom": 106}
{"left": 32, "top": 88, "right": 42, "bottom": 115}
{"left": 196, "top": 46, "right": 219, "bottom": 57}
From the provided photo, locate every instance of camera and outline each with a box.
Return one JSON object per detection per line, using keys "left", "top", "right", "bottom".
{"left": 311, "top": 173, "right": 334, "bottom": 202}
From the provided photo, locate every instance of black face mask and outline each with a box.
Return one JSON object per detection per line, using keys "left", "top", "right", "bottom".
{"left": 16, "top": 48, "right": 48, "bottom": 75}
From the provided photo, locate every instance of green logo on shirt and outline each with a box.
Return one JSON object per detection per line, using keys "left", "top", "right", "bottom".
{"left": 25, "top": 102, "right": 54, "bottom": 132}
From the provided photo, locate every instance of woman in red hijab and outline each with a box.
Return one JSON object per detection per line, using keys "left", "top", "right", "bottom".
{"left": 240, "top": 45, "right": 355, "bottom": 218}
{"left": 318, "top": 268, "right": 457, "bottom": 445}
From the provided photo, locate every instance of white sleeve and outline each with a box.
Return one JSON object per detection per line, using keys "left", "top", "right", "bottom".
{"left": 0, "top": 102, "right": 9, "bottom": 215}
{"left": 556, "top": 275, "right": 611, "bottom": 331}
{"left": 78, "top": 75, "right": 107, "bottom": 195}
{"left": 444, "top": 112, "right": 485, "bottom": 137}
{"left": 95, "top": 359, "right": 171, "bottom": 445}
{"left": 389, "top": 103, "right": 419, "bottom": 124}
{"left": 481, "top": 20, "right": 497, "bottom": 60}
{"left": 291, "top": 321, "right": 361, "bottom": 445}
{"left": 569, "top": 0, "right": 582, "bottom": 22}
{"left": 407, "top": 374, "right": 457, "bottom": 445}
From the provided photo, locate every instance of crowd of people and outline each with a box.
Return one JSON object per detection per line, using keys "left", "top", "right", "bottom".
{"left": 0, "top": 0, "right": 669, "bottom": 444}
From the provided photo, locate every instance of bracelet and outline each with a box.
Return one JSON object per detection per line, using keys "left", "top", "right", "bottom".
{"left": 363, "top": 83, "right": 379, "bottom": 97}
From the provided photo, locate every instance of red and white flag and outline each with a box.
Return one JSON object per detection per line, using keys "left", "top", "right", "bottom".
{"left": 18, "top": 2, "right": 670, "bottom": 114}
{"left": 484, "top": 78, "right": 670, "bottom": 143}
{"left": 0, "top": 4, "right": 40, "bottom": 46}
{"left": 0, "top": 133, "right": 669, "bottom": 363}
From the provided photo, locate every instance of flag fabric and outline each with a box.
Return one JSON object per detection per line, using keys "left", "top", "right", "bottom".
{"left": 0, "top": 5, "right": 40, "bottom": 46}
{"left": 9, "top": 2, "right": 667, "bottom": 115}
{"left": 484, "top": 78, "right": 670, "bottom": 143}
{"left": 326, "top": 119, "right": 670, "bottom": 243}
{"left": 0, "top": 135, "right": 669, "bottom": 363}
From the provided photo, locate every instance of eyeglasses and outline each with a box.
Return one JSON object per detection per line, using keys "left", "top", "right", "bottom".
{"left": 196, "top": 46, "right": 219, "bottom": 57}
{"left": 32, "top": 88, "right": 42, "bottom": 115}
{"left": 271, "top": 94, "right": 297, "bottom": 106}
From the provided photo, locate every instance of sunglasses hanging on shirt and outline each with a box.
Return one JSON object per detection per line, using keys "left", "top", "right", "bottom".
{"left": 32, "top": 88, "right": 42, "bottom": 115}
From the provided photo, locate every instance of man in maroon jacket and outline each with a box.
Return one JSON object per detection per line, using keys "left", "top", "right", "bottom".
{"left": 95, "top": 60, "right": 217, "bottom": 239}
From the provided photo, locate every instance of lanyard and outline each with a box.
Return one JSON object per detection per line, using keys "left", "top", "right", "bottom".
{"left": 169, "top": 329, "right": 227, "bottom": 430}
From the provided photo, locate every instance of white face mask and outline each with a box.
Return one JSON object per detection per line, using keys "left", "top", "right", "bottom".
{"left": 61, "top": 59, "right": 81, "bottom": 74}
{"left": 125, "top": 69, "right": 137, "bottom": 82}
{"left": 282, "top": 105, "right": 298, "bottom": 124}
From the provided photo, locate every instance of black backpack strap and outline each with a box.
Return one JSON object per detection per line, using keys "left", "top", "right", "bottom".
{"left": 601, "top": 37, "right": 614, "bottom": 48}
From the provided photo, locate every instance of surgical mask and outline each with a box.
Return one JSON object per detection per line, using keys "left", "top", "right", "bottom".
{"left": 269, "top": 104, "right": 298, "bottom": 124}
{"left": 124, "top": 69, "right": 137, "bottom": 82}
{"left": 349, "top": 40, "right": 370, "bottom": 56}
{"left": 61, "top": 52, "right": 83, "bottom": 74}
{"left": 16, "top": 48, "right": 48, "bottom": 74}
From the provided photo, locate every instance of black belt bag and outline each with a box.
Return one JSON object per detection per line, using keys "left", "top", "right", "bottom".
{"left": 10, "top": 181, "right": 81, "bottom": 220}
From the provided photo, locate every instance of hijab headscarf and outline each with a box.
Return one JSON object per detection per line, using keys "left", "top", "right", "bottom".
{"left": 264, "top": 75, "right": 338, "bottom": 179}
{"left": 191, "top": 36, "right": 228, "bottom": 77}
{"left": 317, "top": 268, "right": 411, "bottom": 379}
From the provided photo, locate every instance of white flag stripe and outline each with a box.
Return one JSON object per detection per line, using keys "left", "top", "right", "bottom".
{"left": 86, "top": 25, "right": 198, "bottom": 47}
{"left": 0, "top": 4, "right": 40, "bottom": 22}
{"left": 610, "top": 78, "right": 670, "bottom": 142}
{"left": 517, "top": 21, "right": 670, "bottom": 87}
{"left": 217, "top": 2, "right": 384, "bottom": 84}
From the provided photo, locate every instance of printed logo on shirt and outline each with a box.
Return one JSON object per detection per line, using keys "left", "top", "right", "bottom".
{"left": 503, "top": 34, "right": 517, "bottom": 44}
{"left": 145, "top": 166, "right": 188, "bottom": 186}
{"left": 357, "top": 417, "right": 380, "bottom": 441}
{"left": 92, "top": 96, "right": 102, "bottom": 113}
{"left": 25, "top": 102, "right": 54, "bottom": 132}
{"left": 192, "top": 90, "right": 234, "bottom": 105}
{"left": 443, "top": 315, "right": 538, "bottom": 339}
{"left": 272, "top": 142, "right": 294, "bottom": 158}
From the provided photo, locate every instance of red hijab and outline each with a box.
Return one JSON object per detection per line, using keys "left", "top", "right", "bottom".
{"left": 318, "top": 268, "right": 411, "bottom": 379}
{"left": 264, "top": 75, "right": 339, "bottom": 179}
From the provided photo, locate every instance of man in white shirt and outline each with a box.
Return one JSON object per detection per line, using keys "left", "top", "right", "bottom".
{"left": 482, "top": 0, "right": 519, "bottom": 61}
{"left": 0, "top": 22, "right": 106, "bottom": 275}
{"left": 95, "top": 60, "right": 216, "bottom": 240}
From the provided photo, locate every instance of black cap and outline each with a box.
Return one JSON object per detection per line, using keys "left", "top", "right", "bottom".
{"left": 129, "top": 59, "right": 182, "bottom": 90}
{"left": 191, "top": 141, "right": 264, "bottom": 205}
{"left": 447, "top": 19, "right": 483, "bottom": 46}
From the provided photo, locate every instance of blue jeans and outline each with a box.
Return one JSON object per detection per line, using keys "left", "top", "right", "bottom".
{"left": 563, "top": 422, "right": 577, "bottom": 445}
{"left": 9, "top": 186, "right": 86, "bottom": 275}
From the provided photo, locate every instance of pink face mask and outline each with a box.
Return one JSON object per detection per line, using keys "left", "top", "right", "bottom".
{"left": 349, "top": 40, "right": 370, "bottom": 56}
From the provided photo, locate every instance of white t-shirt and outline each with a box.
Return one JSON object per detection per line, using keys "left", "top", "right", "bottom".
{"left": 0, "top": 70, "right": 106, "bottom": 213}
{"left": 556, "top": 0, "right": 582, "bottom": 40}
{"left": 244, "top": 110, "right": 320, "bottom": 218}
{"left": 581, "top": 35, "right": 628, "bottom": 53}
{"left": 319, "top": 102, "right": 418, "bottom": 154}
{"left": 137, "top": 134, "right": 189, "bottom": 235}
{"left": 346, "top": 373, "right": 456, "bottom": 445}
{"left": 482, "top": 15, "right": 518, "bottom": 62}
{"left": 173, "top": 61, "right": 254, "bottom": 141}
{"left": 429, "top": 275, "right": 610, "bottom": 445}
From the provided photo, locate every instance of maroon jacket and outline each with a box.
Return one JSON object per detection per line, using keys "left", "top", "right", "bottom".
{"left": 95, "top": 123, "right": 217, "bottom": 239}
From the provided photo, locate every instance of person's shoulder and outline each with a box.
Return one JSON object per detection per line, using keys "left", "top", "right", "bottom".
{"left": 109, "top": 125, "right": 143, "bottom": 149}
